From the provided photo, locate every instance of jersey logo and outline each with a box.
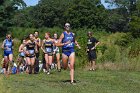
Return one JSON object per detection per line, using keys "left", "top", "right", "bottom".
{"left": 87, "top": 39, "right": 92, "bottom": 44}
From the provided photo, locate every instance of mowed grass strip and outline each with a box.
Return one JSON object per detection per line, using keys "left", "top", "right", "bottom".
{"left": 0, "top": 69, "right": 140, "bottom": 93}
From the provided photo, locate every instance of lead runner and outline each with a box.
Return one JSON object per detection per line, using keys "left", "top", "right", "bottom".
{"left": 56, "top": 23, "right": 81, "bottom": 84}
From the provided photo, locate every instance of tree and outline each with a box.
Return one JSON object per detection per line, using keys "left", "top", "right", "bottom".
{"left": 129, "top": 1, "right": 140, "bottom": 38}
{"left": 0, "top": 0, "right": 26, "bottom": 36}
{"left": 13, "top": 0, "right": 108, "bottom": 29}
{"left": 104, "top": 0, "right": 138, "bottom": 33}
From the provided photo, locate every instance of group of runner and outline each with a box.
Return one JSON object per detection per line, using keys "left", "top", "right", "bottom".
{"left": 1, "top": 23, "right": 100, "bottom": 84}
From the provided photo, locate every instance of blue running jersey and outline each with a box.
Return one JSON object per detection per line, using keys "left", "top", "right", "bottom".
{"left": 62, "top": 31, "right": 75, "bottom": 49}
{"left": 4, "top": 39, "right": 13, "bottom": 52}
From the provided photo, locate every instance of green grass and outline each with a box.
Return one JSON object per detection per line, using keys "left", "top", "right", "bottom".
{"left": 0, "top": 69, "right": 140, "bottom": 93}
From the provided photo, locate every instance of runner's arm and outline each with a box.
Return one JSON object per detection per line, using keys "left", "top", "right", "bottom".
{"left": 36, "top": 38, "right": 41, "bottom": 47}
{"left": 72, "top": 33, "right": 81, "bottom": 49}
{"left": 55, "top": 33, "right": 71, "bottom": 47}
{"left": 1, "top": 40, "right": 5, "bottom": 49}
{"left": 41, "top": 40, "right": 46, "bottom": 53}
{"left": 55, "top": 33, "right": 65, "bottom": 47}
{"left": 75, "top": 40, "right": 81, "bottom": 49}
{"left": 35, "top": 43, "right": 38, "bottom": 53}
{"left": 12, "top": 40, "right": 14, "bottom": 46}
{"left": 19, "top": 44, "right": 24, "bottom": 52}
{"left": 38, "top": 38, "right": 41, "bottom": 47}
{"left": 1, "top": 40, "right": 6, "bottom": 49}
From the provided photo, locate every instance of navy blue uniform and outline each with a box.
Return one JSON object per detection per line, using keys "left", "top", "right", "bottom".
{"left": 62, "top": 31, "right": 75, "bottom": 57}
{"left": 4, "top": 39, "right": 13, "bottom": 56}
{"left": 44, "top": 39, "right": 53, "bottom": 56}
{"left": 26, "top": 41, "right": 36, "bottom": 58}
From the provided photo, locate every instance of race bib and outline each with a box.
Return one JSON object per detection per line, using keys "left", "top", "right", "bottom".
{"left": 66, "top": 42, "right": 74, "bottom": 47}
{"left": 20, "top": 52, "right": 25, "bottom": 57}
{"left": 28, "top": 50, "right": 35, "bottom": 55}
{"left": 45, "top": 48, "right": 52, "bottom": 53}
{"left": 6, "top": 48, "right": 12, "bottom": 51}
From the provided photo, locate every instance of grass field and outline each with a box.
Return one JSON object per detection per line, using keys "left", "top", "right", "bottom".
{"left": 0, "top": 69, "right": 140, "bottom": 93}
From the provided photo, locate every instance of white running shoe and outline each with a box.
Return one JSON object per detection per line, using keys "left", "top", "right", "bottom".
{"left": 47, "top": 71, "right": 50, "bottom": 75}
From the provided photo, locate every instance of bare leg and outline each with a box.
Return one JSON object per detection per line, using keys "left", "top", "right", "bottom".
{"left": 62, "top": 54, "right": 68, "bottom": 70}
{"left": 31, "top": 57, "right": 35, "bottom": 74}
{"left": 3, "top": 57, "right": 8, "bottom": 75}
{"left": 26, "top": 57, "right": 31, "bottom": 74}
{"left": 69, "top": 52, "right": 75, "bottom": 83}
{"left": 92, "top": 60, "right": 96, "bottom": 70}
{"left": 89, "top": 60, "right": 92, "bottom": 71}
{"left": 8, "top": 54, "right": 13, "bottom": 74}
{"left": 45, "top": 54, "right": 49, "bottom": 72}
{"left": 56, "top": 53, "right": 61, "bottom": 71}
{"left": 17, "top": 57, "right": 22, "bottom": 73}
{"left": 48, "top": 56, "right": 52, "bottom": 66}
{"left": 48, "top": 55, "right": 52, "bottom": 74}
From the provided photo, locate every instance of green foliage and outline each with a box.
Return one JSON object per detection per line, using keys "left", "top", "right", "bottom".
{"left": 97, "top": 44, "right": 107, "bottom": 54}
{"left": 114, "top": 33, "right": 133, "bottom": 47}
{"left": 13, "top": 7, "right": 34, "bottom": 28}
{"left": 1, "top": 0, "right": 140, "bottom": 39}
{"left": 129, "top": 38, "right": 140, "bottom": 57}
{"left": 105, "top": 12, "right": 128, "bottom": 32}
{"left": 129, "top": 16, "right": 140, "bottom": 38}
{"left": 96, "top": 32, "right": 140, "bottom": 71}
{"left": 13, "top": 0, "right": 107, "bottom": 29}
{"left": 99, "top": 46, "right": 117, "bottom": 62}
{"left": 0, "top": 0, "right": 26, "bottom": 36}
{"left": 127, "top": 1, "right": 140, "bottom": 38}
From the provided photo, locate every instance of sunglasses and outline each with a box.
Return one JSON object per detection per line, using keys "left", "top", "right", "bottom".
{"left": 65, "top": 25, "right": 70, "bottom": 28}
{"left": 7, "top": 37, "right": 11, "bottom": 39}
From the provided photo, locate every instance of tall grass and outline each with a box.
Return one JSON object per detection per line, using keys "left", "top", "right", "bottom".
{"left": 97, "top": 32, "right": 140, "bottom": 71}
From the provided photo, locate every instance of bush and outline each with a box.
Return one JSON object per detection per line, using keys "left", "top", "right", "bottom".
{"left": 114, "top": 33, "right": 133, "bottom": 47}
{"left": 129, "top": 38, "right": 140, "bottom": 57}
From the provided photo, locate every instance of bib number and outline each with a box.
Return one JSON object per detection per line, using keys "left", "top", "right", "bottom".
{"left": 45, "top": 48, "right": 52, "bottom": 53}
{"left": 20, "top": 52, "right": 25, "bottom": 57}
{"left": 66, "top": 42, "right": 74, "bottom": 47}
{"left": 28, "top": 50, "right": 35, "bottom": 55}
{"left": 7, "top": 48, "right": 12, "bottom": 51}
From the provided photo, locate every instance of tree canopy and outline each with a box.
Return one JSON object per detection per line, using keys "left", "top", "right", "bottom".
{"left": 0, "top": 0, "right": 26, "bottom": 36}
{"left": 1, "top": 0, "right": 140, "bottom": 38}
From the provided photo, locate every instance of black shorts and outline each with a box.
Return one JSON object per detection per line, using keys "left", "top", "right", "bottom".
{"left": 26, "top": 54, "right": 35, "bottom": 58}
{"left": 87, "top": 50, "right": 97, "bottom": 61}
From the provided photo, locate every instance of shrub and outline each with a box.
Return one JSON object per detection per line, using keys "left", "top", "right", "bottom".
{"left": 129, "top": 38, "right": 140, "bottom": 57}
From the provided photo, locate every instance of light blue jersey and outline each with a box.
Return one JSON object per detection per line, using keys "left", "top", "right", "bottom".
{"left": 4, "top": 39, "right": 13, "bottom": 56}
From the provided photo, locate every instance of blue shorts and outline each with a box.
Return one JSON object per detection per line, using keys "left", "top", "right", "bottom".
{"left": 4, "top": 51, "right": 13, "bottom": 57}
{"left": 62, "top": 48, "right": 75, "bottom": 57}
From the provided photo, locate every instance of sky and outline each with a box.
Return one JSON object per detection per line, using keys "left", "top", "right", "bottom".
{"left": 23, "top": 0, "right": 117, "bottom": 9}
{"left": 23, "top": 0, "right": 40, "bottom": 6}
{"left": 101, "top": 0, "right": 117, "bottom": 9}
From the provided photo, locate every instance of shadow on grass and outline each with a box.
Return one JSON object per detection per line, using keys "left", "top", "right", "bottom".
{"left": 61, "top": 80, "right": 80, "bottom": 83}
